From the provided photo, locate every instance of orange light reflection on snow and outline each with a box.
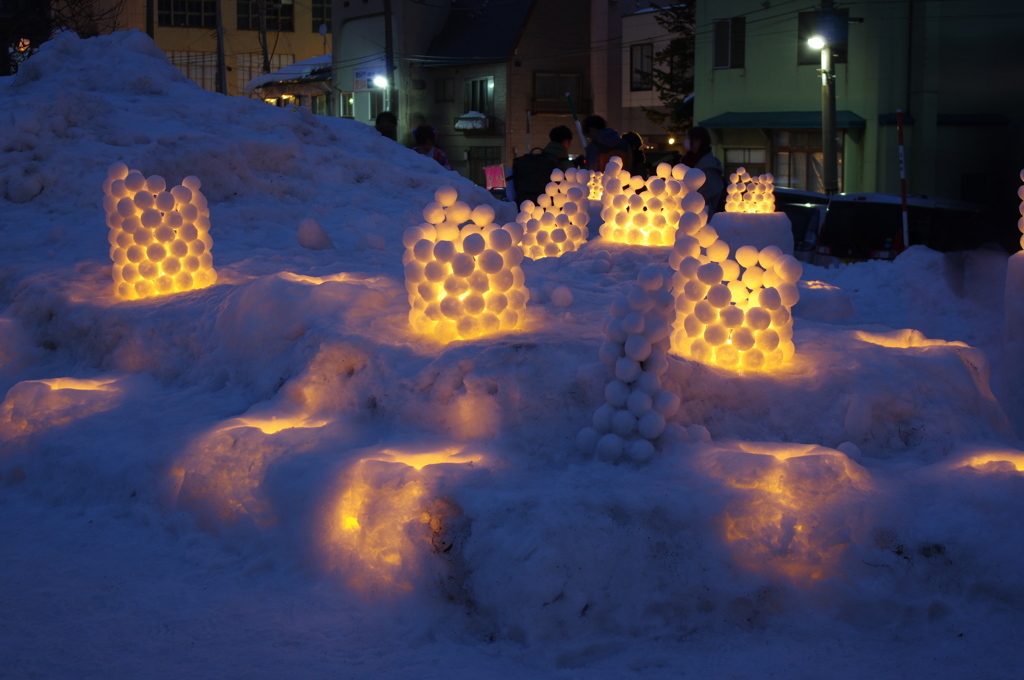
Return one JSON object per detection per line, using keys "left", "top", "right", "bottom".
{"left": 322, "top": 446, "right": 482, "bottom": 593}
{"left": 702, "top": 442, "right": 870, "bottom": 585}
{"left": 0, "top": 376, "right": 123, "bottom": 438}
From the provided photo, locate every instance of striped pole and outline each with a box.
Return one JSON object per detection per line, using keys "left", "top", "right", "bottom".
{"left": 897, "top": 109, "right": 909, "bottom": 249}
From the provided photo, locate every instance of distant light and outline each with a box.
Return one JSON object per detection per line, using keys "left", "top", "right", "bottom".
{"left": 808, "top": 36, "right": 826, "bottom": 50}
{"left": 372, "top": 75, "right": 388, "bottom": 88}
{"left": 668, "top": 137, "right": 675, "bottom": 145}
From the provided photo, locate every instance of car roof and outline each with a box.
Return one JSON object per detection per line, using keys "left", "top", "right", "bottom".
{"left": 828, "top": 192, "right": 985, "bottom": 211}
{"left": 774, "top": 187, "right": 830, "bottom": 204}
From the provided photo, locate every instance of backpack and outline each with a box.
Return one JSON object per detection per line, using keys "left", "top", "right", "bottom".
{"left": 594, "top": 134, "right": 633, "bottom": 174}
{"left": 511, "top": 148, "right": 559, "bottom": 206}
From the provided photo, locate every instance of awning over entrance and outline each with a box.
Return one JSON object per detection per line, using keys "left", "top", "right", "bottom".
{"left": 698, "top": 110, "right": 866, "bottom": 129}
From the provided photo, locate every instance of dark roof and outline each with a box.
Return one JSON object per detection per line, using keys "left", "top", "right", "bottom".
{"left": 420, "top": 0, "right": 534, "bottom": 67}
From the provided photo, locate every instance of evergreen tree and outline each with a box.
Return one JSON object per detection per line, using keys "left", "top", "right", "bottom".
{"left": 641, "top": 2, "right": 696, "bottom": 137}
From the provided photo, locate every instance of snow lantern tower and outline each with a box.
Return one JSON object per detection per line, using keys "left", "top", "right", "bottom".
{"left": 403, "top": 186, "right": 529, "bottom": 343}
{"left": 669, "top": 224, "right": 802, "bottom": 371}
{"left": 1001, "top": 168, "right": 1024, "bottom": 435}
{"left": 598, "top": 160, "right": 707, "bottom": 247}
{"left": 103, "top": 162, "right": 217, "bottom": 300}
{"left": 576, "top": 266, "right": 683, "bottom": 464}
{"left": 516, "top": 167, "right": 591, "bottom": 260}
{"left": 724, "top": 166, "right": 776, "bottom": 214}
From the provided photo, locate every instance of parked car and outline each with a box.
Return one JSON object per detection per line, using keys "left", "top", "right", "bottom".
{"left": 813, "top": 193, "right": 1014, "bottom": 265}
{"left": 773, "top": 187, "right": 830, "bottom": 262}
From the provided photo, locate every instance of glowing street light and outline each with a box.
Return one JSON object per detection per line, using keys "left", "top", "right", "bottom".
{"left": 372, "top": 75, "right": 388, "bottom": 89}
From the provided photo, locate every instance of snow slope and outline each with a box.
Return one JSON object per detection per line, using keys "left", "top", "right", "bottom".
{"left": 3, "top": 31, "right": 1024, "bottom": 678}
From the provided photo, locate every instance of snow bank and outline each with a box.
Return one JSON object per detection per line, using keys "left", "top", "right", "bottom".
{"left": 2, "top": 30, "right": 1024, "bottom": 680}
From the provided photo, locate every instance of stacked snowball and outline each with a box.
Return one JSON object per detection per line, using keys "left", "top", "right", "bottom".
{"left": 587, "top": 170, "right": 604, "bottom": 200}
{"left": 577, "top": 266, "right": 683, "bottom": 464}
{"left": 516, "top": 167, "right": 591, "bottom": 260}
{"left": 598, "top": 159, "right": 707, "bottom": 246}
{"left": 724, "top": 166, "right": 775, "bottom": 213}
{"left": 103, "top": 162, "right": 217, "bottom": 300}
{"left": 1018, "top": 168, "right": 1024, "bottom": 248}
{"left": 669, "top": 227, "right": 802, "bottom": 371}
{"left": 403, "top": 186, "right": 529, "bottom": 343}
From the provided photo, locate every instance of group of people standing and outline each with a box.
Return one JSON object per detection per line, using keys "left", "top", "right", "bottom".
{"left": 372, "top": 110, "right": 724, "bottom": 214}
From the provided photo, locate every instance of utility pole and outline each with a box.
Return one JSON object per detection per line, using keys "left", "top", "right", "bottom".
{"left": 820, "top": 35, "right": 838, "bottom": 195}
{"left": 258, "top": 0, "right": 271, "bottom": 74}
{"left": 809, "top": 0, "right": 840, "bottom": 195}
{"left": 383, "top": 0, "right": 395, "bottom": 115}
{"left": 215, "top": 0, "right": 227, "bottom": 94}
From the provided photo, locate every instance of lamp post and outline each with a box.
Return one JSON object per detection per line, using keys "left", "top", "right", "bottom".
{"left": 808, "top": 34, "right": 838, "bottom": 195}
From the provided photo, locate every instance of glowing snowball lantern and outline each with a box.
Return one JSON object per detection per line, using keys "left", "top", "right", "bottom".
{"left": 587, "top": 170, "right": 604, "bottom": 200}
{"left": 598, "top": 159, "right": 708, "bottom": 247}
{"left": 724, "top": 166, "right": 776, "bottom": 214}
{"left": 576, "top": 266, "right": 684, "bottom": 464}
{"left": 403, "top": 186, "right": 529, "bottom": 342}
{"left": 516, "top": 167, "right": 592, "bottom": 259}
{"left": 102, "top": 162, "right": 217, "bottom": 300}
{"left": 669, "top": 226, "right": 802, "bottom": 371}
{"left": 1017, "top": 168, "right": 1024, "bottom": 248}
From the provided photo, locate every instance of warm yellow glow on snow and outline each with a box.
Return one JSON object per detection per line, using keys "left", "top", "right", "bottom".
{"left": 701, "top": 442, "right": 870, "bottom": 584}
{"left": 103, "top": 162, "right": 217, "bottom": 300}
{"left": 322, "top": 446, "right": 483, "bottom": 592}
{"left": 0, "top": 376, "right": 124, "bottom": 438}
{"left": 957, "top": 450, "right": 1024, "bottom": 473}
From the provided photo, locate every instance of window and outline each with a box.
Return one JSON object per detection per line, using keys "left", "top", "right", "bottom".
{"left": 311, "top": 0, "right": 330, "bottom": 33}
{"left": 238, "top": 0, "right": 294, "bottom": 32}
{"left": 311, "top": 94, "right": 328, "bottom": 115}
{"left": 630, "top": 43, "right": 653, "bottom": 91}
{"left": 713, "top": 17, "right": 745, "bottom": 69}
{"left": 464, "top": 76, "right": 494, "bottom": 114}
{"left": 724, "top": 148, "right": 767, "bottom": 178}
{"left": 436, "top": 77, "right": 455, "bottom": 103}
{"left": 771, "top": 130, "right": 842, "bottom": 193}
{"left": 157, "top": 0, "right": 216, "bottom": 28}
{"left": 533, "top": 72, "right": 584, "bottom": 114}
{"left": 167, "top": 51, "right": 218, "bottom": 91}
{"left": 339, "top": 91, "right": 354, "bottom": 117}
{"left": 237, "top": 53, "right": 294, "bottom": 94}
{"left": 798, "top": 10, "right": 848, "bottom": 65}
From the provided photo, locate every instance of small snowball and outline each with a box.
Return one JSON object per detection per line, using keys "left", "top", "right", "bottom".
{"left": 611, "top": 409, "right": 638, "bottom": 437}
{"left": 605, "top": 380, "right": 631, "bottom": 408}
{"left": 628, "top": 439, "right": 656, "bottom": 463}
{"left": 596, "top": 434, "right": 625, "bottom": 462}
{"left": 297, "top": 217, "right": 335, "bottom": 250}
{"left": 550, "top": 286, "right": 573, "bottom": 308}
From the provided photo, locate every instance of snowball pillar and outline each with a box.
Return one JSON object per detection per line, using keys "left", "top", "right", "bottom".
{"left": 724, "top": 167, "right": 776, "bottom": 214}
{"left": 598, "top": 160, "right": 708, "bottom": 247}
{"left": 516, "top": 167, "right": 592, "bottom": 260}
{"left": 577, "top": 266, "right": 683, "bottom": 464}
{"left": 103, "top": 162, "right": 217, "bottom": 300}
{"left": 669, "top": 223, "right": 802, "bottom": 371}
{"left": 403, "top": 186, "right": 529, "bottom": 343}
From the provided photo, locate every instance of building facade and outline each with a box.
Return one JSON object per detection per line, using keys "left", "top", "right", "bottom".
{"left": 694, "top": 0, "right": 1024, "bottom": 216}
{"left": 115, "top": 0, "right": 331, "bottom": 101}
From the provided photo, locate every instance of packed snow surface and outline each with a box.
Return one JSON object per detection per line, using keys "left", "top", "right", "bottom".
{"left": 3, "top": 31, "right": 1024, "bottom": 678}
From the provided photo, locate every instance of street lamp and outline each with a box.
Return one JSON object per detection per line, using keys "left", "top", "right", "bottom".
{"left": 809, "top": 34, "right": 838, "bottom": 195}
